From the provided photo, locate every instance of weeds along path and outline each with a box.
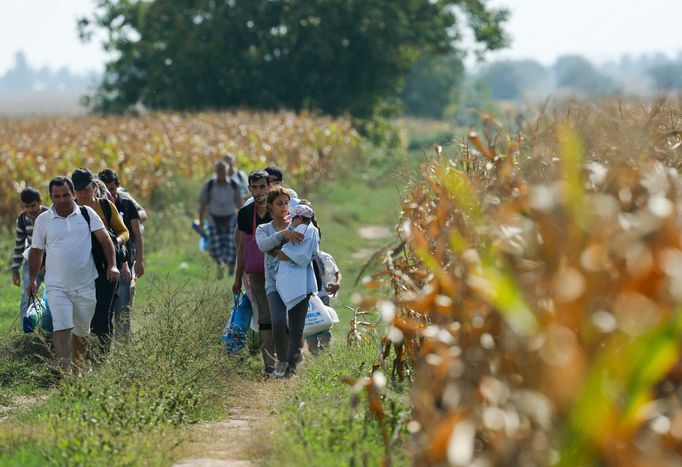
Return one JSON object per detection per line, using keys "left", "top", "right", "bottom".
{"left": 174, "top": 377, "right": 290, "bottom": 466}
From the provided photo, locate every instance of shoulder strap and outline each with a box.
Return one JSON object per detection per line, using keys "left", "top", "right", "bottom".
{"left": 80, "top": 206, "right": 91, "bottom": 227}
{"left": 207, "top": 179, "right": 215, "bottom": 202}
{"left": 99, "top": 198, "right": 112, "bottom": 229}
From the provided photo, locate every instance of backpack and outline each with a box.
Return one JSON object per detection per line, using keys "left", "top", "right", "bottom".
{"left": 81, "top": 203, "right": 127, "bottom": 275}
{"left": 206, "top": 177, "right": 239, "bottom": 202}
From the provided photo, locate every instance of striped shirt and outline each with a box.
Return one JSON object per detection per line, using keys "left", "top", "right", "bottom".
{"left": 11, "top": 207, "right": 48, "bottom": 272}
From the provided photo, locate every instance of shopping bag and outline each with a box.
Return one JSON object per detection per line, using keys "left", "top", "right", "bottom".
{"left": 23, "top": 296, "right": 46, "bottom": 334}
{"left": 222, "top": 292, "right": 253, "bottom": 353}
{"left": 303, "top": 294, "right": 339, "bottom": 337}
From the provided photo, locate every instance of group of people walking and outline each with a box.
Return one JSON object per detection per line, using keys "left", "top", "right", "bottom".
{"left": 11, "top": 156, "right": 340, "bottom": 378}
{"left": 12, "top": 168, "right": 146, "bottom": 371}
{"left": 199, "top": 157, "right": 341, "bottom": 378}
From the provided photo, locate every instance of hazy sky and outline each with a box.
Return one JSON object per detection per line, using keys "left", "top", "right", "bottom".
{"left": 0, "top": 0, "right": 680, "bottom": 74}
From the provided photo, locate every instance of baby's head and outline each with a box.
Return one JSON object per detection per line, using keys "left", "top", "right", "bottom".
{"left": 290, "top": 203, "right": 314, "bottom": 227}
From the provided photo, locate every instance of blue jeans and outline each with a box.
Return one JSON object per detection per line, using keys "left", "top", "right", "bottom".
{"left": 20, "top": 262, "right": 44, "bottom": 318}
{"left": 114, "top": 276, "right": 132, "bottom": 336}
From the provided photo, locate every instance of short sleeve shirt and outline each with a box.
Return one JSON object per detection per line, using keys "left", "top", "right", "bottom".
{"left": 199, "top": 178, "right": 241, "bottom": 217}
{"left": 32, "top": 204, "right": 105, "bottom": 290}
{"left": 237, "top": 203, "right": 271, "bottom": 235}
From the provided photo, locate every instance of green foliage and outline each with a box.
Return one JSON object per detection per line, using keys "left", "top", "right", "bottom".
{"left": 400, "top": 53, "right": 465, "bottom": 118}
{"left": 79, "top": 0, "right": 509, "bottom": 117}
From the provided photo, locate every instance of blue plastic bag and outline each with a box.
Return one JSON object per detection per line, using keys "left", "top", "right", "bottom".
{"left": 222, "top": 292, "right": 253, "bottom": 353}
{"left": 23, "top": 296, "right": 45, "bottom": 333}
{"left": 191, "top": 220, "right": 209, "bottom": 251}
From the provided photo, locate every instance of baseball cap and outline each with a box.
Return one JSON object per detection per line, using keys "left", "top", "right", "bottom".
{"left": 290, "top": 204, "right": 314, "bottom": 219}
{"left": 72, "top": 168, "right": 95, "bottom": 190}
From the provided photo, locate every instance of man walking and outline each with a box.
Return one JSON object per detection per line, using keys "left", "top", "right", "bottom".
{"left": 199, "top": 161, "right": 242, "bottom": 278}
{"left": 28, "top": 176, "right": 120, "bottom": 371}
{"left": 98, "top": 168, "right": 145, "bottom": 336}
{"left": 233, "top": 170, "right": 275, "bottom": 375}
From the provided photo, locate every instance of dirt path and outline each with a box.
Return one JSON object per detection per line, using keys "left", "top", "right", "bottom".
{"left": 173, "top": 378, "right": 291, "bottom": 467}
{"left": 0, "top": 394, "right": 48, "bottom": 423}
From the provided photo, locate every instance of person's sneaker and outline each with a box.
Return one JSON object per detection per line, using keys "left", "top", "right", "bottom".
{"left": 273, "top": 360, "right": 288, "bottom": 378}
{"left": 263, "top": 365, "right": 275, "bottom": 378}
{"left": 285, "top": 365, "right": 297, "bottom": 378}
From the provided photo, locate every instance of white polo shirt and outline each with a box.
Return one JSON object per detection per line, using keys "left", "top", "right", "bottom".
{"left": 32, "top": 203, "right": 105, "bottom": 290}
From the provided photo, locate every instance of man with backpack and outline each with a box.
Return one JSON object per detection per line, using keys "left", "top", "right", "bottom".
{"left": 98, "top": 168, "right": 145, "bottom": 337}
{"left": 198, "top": 161, "right": 243, "bottom": 278}
{"left": 27, "top": 176, "right": 120, "bottom": 371}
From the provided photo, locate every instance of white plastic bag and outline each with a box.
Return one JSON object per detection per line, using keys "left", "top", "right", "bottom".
{"left": 303, "top": 294, "right": 339, "bottom": 337}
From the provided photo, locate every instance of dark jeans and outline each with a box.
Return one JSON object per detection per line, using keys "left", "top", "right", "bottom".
{"left": 287, "top": 295, "right": 311, "bottom": 369}
{"left": 92, "top": 275, "right": 118, "bottom": 351}
{"left": 267, "top": 292, "right": 311, "bottom": 367}
{"left": 267, "top": 292, "right": 288, "bottom": 362}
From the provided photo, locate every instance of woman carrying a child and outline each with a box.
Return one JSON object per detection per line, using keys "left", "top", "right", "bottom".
{"left": 256, "top": 188, "right": 318, "bottom": 377}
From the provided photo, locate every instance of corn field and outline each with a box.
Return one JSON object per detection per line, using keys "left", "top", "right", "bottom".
{"left": 364, "top": 100, "right": 682, "bottom": 466}
{"left": 0, "top": 111, "right": 360, "bottom": 223}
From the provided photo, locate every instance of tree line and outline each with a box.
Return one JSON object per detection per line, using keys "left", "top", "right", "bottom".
{"left": 77, "top": 0, "right": 509, "bottom": 117}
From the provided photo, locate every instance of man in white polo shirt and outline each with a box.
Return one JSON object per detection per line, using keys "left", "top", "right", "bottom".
{"left": 27, "top": 176, "right": 120, "bottom": 371}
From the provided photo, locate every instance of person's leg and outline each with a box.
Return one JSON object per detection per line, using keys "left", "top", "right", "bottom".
{"left": 114, "top": 276, "right": 132, "bottom": 337}
{"left": 249, "top": 274, "right": 274, "bottom": 371}
{"left": 206, "top": 223, "right": 224, "bottom": 277}
{"left": 91, "top": 276, "right": 117, "bottom": 353}
{"left": 287, "top": 295, "right": 311, "bottom": 373}
{"left": 20, "top": 262, "right": 31, "bottom": 319}
{"left": 225, "top": 215, "right": 237, "bottom": 275}
{"left": 53, "top": 330, "right": 73, "bottom": 370}
{"left": 47, "top": 287, "right": 74, "bottom": 370}
{"left": 71, "top": 283, "right": 97, "bottom": 369}
{"left": 318, "top": 330, "right": 332, "bottom": 350}
{"left": 267, "top": 292, "right": 289, "bottom": 363}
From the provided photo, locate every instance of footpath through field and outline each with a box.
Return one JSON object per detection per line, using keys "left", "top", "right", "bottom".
{"left": 170, "top": 166, "right": 406, "bottom": 465}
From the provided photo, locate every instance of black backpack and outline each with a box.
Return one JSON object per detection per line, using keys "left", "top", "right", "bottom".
{"left": 206, "top": 177, "right": 239, "bottom": 200}
{"left": 80, "top": 202, "right": 127, "bottom": 275}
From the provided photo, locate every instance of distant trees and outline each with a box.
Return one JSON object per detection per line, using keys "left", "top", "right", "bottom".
{"left": 0, "top": 51, "right": 97, "bottom": 92}
{"left": 400, "top": 53, "right": 465, "bottom": 118}
{"left": 553, "top": 55, "right": 616, "bottom": 95}
{"left": 78, "top": 0, "right": 509, "bottom": 116}
{"left": 649, "top": 63, "right": 682, "bottom": 90}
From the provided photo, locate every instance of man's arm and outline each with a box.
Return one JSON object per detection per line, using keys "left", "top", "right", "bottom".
{"left": 26, "top": 247, "right": 44, "bottom": 297}
{"left": 11, "top": 216, "right": 27, "bottom": 286}
{"left": 231, "top": 229, "right": 244, "bottom": 293}
{"left": 93, "top": 229, "right": 120, "bottom": 282}
{"left": 198, "top": 202, "right": 208, "bottom": 234}
{"left": 131, "top": 218, "right": 144, "bottom": 278}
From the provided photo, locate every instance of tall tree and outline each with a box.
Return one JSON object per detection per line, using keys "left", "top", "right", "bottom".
{"left": 79, "top": 0, "right": 508, "bottom": 116}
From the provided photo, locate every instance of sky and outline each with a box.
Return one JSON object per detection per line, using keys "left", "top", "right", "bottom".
{"left": 0, "top": 0, "right": 681, "bottom": 75}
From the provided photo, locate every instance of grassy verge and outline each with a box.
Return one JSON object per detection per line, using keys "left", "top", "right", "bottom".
{"left": 0, "top": 275, "right": 261, "bottom": 465}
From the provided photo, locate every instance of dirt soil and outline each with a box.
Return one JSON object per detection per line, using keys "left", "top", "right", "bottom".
{"left": 173, "top": 378, "right": 292, "bottom": 467}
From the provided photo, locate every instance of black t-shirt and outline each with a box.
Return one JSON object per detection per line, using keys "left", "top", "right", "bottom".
{"left": 237, "top": 202, "right": 271, "bottom": 235}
